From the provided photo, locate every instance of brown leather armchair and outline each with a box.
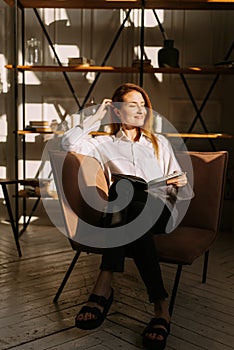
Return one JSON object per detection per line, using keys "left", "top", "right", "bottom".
{"left": 50, "top": 150, "right": 228, "bottom": 316}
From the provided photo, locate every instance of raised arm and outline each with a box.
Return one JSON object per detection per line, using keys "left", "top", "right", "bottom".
{"left": 62, "top": 99, "right": 112, "bottom": 152}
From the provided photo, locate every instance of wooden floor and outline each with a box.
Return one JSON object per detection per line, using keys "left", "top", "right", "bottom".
{"left": 0, "top": 222, "right": 234, "bottom": 350}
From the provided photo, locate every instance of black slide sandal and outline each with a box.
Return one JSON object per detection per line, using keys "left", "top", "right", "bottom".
{"left": 142, "top": 317, "right": 170, "bottom": 350}
{"left": 75, "top": 288, "right": 114, "bottom": 330}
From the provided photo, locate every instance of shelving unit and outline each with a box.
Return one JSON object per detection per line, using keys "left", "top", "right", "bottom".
{"left": 3, "top": 0, "right": 234, "bottom": 255}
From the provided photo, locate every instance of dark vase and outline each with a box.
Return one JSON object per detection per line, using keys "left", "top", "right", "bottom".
{"left": 158, "top": 39, "right": 179, "bottom": 68}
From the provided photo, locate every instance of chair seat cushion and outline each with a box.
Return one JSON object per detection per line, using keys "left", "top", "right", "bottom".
{"left": 154, "top": 226, "right": 216, "bottom": 265}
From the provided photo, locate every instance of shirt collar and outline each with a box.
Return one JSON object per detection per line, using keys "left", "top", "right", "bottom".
{"left": 116, "top": 127, "right": 150, "bottom": 143}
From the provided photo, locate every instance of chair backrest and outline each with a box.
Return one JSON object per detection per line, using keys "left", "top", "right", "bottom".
{"left": 176, "top": 151, "right": 228, "bottom": 232}
{"left": 49, "top": 151, "right": 108, "bottom": 250}
{"left": 51, "top": 150, "right": 228, "bottom": 251}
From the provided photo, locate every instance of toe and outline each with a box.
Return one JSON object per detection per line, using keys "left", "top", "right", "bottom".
{"left": 146, "top": 332, "right": 163, "bottom": 341}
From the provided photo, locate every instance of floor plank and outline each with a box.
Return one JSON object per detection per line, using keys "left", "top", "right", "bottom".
{"left": 0, "top": 223, "right": 234, "bottom": 349}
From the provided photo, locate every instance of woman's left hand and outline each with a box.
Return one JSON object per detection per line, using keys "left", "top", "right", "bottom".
{"left": 167, "top": 171, "right": 187, "bottom": 187}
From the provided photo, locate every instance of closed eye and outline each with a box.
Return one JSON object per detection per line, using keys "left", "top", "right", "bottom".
{"left": 128, "top": 103, "right": 145, "bottom": 108}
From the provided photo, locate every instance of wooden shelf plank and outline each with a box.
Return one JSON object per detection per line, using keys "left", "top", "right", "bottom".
{"left": 17, "top": 130, "right": 234, "bottom": 138}
{"left": 5, "top": 64, "right": 234, "bottom": 74}
{"left": 6, "top": 65, "right": 138, "bottom": 73}
{"left": 163, "top": 133, "right": 234, "bottom": 139}
{"left": 3, "top": 0, "right": 234, "bottom": 10}
{"left": 17, "top": 130, "right": 63, "bottom": 135}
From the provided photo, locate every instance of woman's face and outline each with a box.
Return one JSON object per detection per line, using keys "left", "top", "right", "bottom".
{"left": 115, "top": 90, "right": 147, "bottom": 128}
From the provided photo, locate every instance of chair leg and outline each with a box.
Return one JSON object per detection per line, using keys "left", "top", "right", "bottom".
{"left": 169, "top": 264, "right": 183, "bottom": 317}
{"left": 53, "top": 251, "right": 81, "bottom": 303}
{"left": 202, "top": 250, "right": 209, "bottom": 284}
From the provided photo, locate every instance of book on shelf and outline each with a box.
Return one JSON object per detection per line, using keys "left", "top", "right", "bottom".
{"left": 23, "top": 120, "right": 52, "bottom": 132}
{"left": 29, "top": 120, "right": 49, "bottom": 127}
{"left": 112, "top": 171, "right": 185, "bottom": 189}
{"left": 32, "top": 128, "right": 52, "bottom": 132}
{"left": 24, "top": 126, "right": 52, "bottom": 132}
{"left": 67, "top": 57, "right": 95, "bottom": 66}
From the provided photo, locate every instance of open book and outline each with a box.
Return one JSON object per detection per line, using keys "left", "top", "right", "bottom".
{"left": 112, "top": 171, "right": 185, "bottom": 189}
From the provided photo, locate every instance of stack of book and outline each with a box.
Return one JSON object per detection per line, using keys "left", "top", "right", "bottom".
{"left": 68, "top": 57, "right": 95, "bottom": 66}
{"left": 25, "top": 121, "right": 52, "bottom": 132}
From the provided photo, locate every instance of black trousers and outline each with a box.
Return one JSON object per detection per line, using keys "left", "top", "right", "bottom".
{"left": 100, "top": 179, "right": 171, "bottom": 302}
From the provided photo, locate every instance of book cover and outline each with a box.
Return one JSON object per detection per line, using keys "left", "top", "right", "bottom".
{"left": 112, "top": 172, "right": 185, "bottom": 188}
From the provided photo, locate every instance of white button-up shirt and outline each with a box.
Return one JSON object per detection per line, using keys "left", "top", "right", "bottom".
{"left": 62, "top": 118, "right": 181, "bottom": 184}
{"left": 61, "top": 116, "right": 191, "bottom": 230}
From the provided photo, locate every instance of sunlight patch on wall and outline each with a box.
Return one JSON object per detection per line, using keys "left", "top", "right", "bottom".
{"left": 44, "top": 8, "right": 70, "bottom": 26}
{"left": 0, "top": 114, "right": 7, "bottom": 142}
{"left": 145, "top": 46, "right": 163, "bottom": 82}
{"left": 18, "top": 216, "right": 39, "bottom": 224}
{"left": 134, "top": 46, "right": 163, "bottom": 82}
{"left": 0, "top": 54, "right": 8, "bottom": 93}
{"left": 19, "top": 160, "right": 42, "bottom": 179}
{"left": 22, "top": 103, "right": 43, "bottom": 129}
{"left": 120, "top": 9, "right": 164, "bottom": 28}
{"left": 0, "top": 167, "right": 6, "bottom": 198}
{"left": 18, "top": 71, "right": 42, "bottom": 85}
{"left": 49, "top": 44, "right": 80, "bottom": 65}
{"left": 43, "top": 97, "right": 77, "bottom": 127}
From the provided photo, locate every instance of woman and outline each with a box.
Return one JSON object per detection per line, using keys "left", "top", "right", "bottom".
{"left": 62, "top": 83, "right": 188, "bottom": 350}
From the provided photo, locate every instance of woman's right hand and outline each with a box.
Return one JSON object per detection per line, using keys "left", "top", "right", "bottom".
{"left": 82, "top": 98, "right": 112, "bottom": 131}
{"left": 93, "top": 98, "right": 112, "bottom": 122}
